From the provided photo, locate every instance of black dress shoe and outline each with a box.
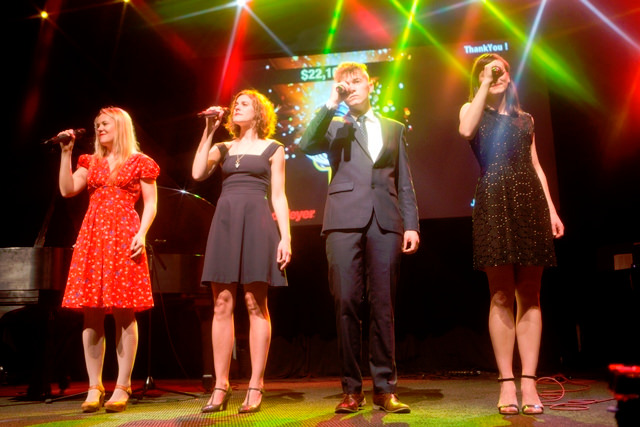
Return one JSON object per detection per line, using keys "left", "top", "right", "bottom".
{"left": 373, "top": 393, "right": 410, "bottom": 413}
{"left": 335, "top": 393, "right": 366, "bottom": 413}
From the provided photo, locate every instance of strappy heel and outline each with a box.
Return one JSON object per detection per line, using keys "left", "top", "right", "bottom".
{"left": 104, "top": 384, "right": 132, "bottom": 413}
{"left": 521, "top": 375, "right": 544, "bottom": 415}
{"left": 81, "top": 384, "right": 105, "bottom": 413}
{"left": 238, "top": 387, "right": 264, "bottom": 413}
{"left": 202, "top": 386, "right": 232, "bottom": 413}
{"left": 497, "top": 378, "right": 519, "bottom": 415}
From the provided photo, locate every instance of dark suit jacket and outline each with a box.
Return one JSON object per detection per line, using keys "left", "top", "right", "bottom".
{"left": 299, "top": 105, "right": 419, "bottom": 235}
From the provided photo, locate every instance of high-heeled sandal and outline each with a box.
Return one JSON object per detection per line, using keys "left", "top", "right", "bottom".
{"left": 202, "top": 385, "right": 232, "bottom": 413}
{"left": 104, "top": 384, "right": 132, "bottom": 413}
{"left": 81, "top": 384, "right": 105, "bottom": 413}
{"left": 238, "top": 387, "right": 264, "bottom": 414}
{"left": 521, "top": 375, "right": 544, "bottom": 415}
{"left": 497, "top": 378, "right": 519, "bottom": 415}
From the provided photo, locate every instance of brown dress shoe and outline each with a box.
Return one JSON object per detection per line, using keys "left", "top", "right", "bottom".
{"left": 373, "top": 393, "right": 410, "bottom": 413}
{"left": 335, "top": 392, "right": 366, "bottom": 413}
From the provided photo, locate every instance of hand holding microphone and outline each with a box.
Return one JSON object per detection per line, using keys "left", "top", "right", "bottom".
{"left": 327, "top": 83, "right": 348, "bottom": 108}
{"left": 43, "top": 128, "right": 86, "bottom": 145}
{"left": 491, "top": 66, "right": 504, "bottom": 82}
{"left": 197, "top": 106, "right": 230, "bottom": 120}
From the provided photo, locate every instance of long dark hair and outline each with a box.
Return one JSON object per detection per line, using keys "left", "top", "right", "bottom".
{"left": 469, "top": 53, "right": 522, "bottom": 116}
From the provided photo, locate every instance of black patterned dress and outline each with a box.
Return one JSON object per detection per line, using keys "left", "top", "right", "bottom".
{"left": 201, "top": 141, "right": 287, "bottom": 287}
{"left": 469, "top": 108, "right": 556, "bottom": 270}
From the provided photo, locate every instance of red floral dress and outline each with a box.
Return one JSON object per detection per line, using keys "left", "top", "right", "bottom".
{"left": 62, "top": 152, "right": 160, "bottom": 312}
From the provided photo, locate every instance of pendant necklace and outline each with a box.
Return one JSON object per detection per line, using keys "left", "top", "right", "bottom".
{"left": 235, "top": 153, "right": 246, "bottom": 169}
{"left": 235, "top": 146, "right": 248, "bottom": 168}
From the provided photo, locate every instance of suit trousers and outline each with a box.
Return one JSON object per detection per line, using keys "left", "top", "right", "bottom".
{"left": 325, "top": 212, "right": 403, "bottom": 394}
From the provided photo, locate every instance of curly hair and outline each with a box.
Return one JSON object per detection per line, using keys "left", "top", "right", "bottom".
{"left": 225, "top": 90, "right": 276, "bottom": 139}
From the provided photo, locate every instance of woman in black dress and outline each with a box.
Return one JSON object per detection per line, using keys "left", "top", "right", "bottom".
{"left": 458, "top": 54, "right": 564, "bottom": 416}
{"left": 192, "top": 90, "right": 291, "bottom": 413}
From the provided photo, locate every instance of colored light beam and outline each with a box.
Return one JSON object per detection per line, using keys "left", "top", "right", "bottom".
{"left": 418, "top": 0, "right": 478, "bottom": 18}
{"left": 19, "top": 0, "right": 62, "bottom": 142}
{"left": 242, "top": 6, "right": 293, "bottom": 56}
{"left": 579, "top": 0, "right": 640, "bottom": 52}
{"left": 390, "top": 0, "right": 468, "bottom": 77}
{"left": 482, "top": 0, "right": 597, "bottom": 106}
{"left": 217, "top": 5, "right": 249, "bottom": 103}
{"left": 514, "top": 0, "right": 547, "bottom": 85}
{"left": 383, "top": 0, "right": 419, "bottom": 105}
{"left": 324, "top": 0, "right": 344, "bottom": 54}
{"left": 349, "top": 0, "right": 393, "bottom": 47}
{"left": 160, "top": 2, "right": 237, "bottom": 24}
{"left": 128, "top": 0, "right": 197, "bottom": 60}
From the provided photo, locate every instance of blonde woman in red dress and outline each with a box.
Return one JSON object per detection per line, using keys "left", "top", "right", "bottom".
{"left": 57, "top": 107, "right": 159, "bottom": 413}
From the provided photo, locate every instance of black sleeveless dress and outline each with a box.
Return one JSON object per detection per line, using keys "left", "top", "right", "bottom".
{"left": 469, "top": 109, "right": 556, "bottom": 270}
{"left": 201, "top": 141, "right": 287, "bottom": 286}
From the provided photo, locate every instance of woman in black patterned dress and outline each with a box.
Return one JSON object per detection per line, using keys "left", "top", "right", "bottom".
{"left": 192, "top": 90, "right": 291, "bottom": 414}
{"left": 458, "top": 54, "right": 564, "bottom": 416}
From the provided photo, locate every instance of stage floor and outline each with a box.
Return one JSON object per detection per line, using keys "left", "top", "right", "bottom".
{"left": 0, "top": 374, "right": 619, "bottom": 426}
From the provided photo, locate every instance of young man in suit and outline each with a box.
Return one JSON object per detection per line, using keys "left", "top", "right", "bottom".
{"left": 299, "top": 62, "right": 420, "bottom": 414}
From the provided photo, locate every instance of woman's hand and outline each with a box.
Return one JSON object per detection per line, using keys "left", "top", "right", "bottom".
{"left": 130, "top": 232, "right": 146, "bottom": 259}
{"left": 276, "top": 238, "right": 292, "bottom": 270}
{"left": 202, "top": 106, "right": 227, "bottom": 130}
{"left": 550, "top": 212, "right": 564, "bottom": 239}
{"left": 58, "top": 129, "right": 76, "bottom": 152}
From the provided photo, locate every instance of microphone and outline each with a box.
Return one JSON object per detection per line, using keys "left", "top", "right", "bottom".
{"left": 336, "top": 85, "right": 347, "bottom": 95}
{"left": 197, "top": 107, "right": 230, "bottom": 119}
{"left": 43, "top": 128, "right": 86, "bottom": 145}
{"left": 491, "top": 66, "right": 504, "bottom": 82}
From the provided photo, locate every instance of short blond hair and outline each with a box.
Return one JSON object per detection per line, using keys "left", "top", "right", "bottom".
{"left": 334, "top": 62, "right": 369, "bottom": 82}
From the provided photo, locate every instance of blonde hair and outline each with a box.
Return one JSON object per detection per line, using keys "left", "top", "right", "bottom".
{"left": 334, "top": 62, "right": 370, "bottom": 82}
{"left": 93, "top": 107, "right": 140, "bottom": 178}
{"left": 225, "top": 90, "right": 276, "bottom": 139}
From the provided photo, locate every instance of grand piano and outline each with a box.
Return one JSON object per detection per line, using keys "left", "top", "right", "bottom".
{"left": 0, "top": 186, "right": 216, "bottom": 399}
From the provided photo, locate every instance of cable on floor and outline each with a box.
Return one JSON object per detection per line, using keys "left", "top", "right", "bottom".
{"left": 537, "top": 374, "right": 615, "bottom": 411}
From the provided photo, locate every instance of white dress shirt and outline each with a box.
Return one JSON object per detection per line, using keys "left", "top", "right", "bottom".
{"left": 354, "top": 109, "right": 383, "bottom": 161}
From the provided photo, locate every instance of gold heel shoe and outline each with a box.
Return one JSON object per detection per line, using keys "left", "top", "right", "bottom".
{"left": 238, "top": 387, "right": 264, "bottom": 414}
{"left": 521, "top": 375, "right": 544, "bottom": 415}
{"left": 104, "top": 384, "right": 132, "bottom": 413}
{"left": 202, "top": 386, "right": 232, "bottom": 413}
{"left": 81, "top": 384, "right": 105, "bottom": 413}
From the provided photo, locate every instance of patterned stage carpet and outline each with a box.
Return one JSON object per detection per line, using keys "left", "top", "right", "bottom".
{"left": 0, "top": 375, "right": 620, "bottom": 426}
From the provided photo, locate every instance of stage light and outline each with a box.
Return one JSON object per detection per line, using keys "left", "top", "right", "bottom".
{"left": 243, "top": 7, "right": 293, "bottom": 56}
{"left": 579, "top": 0, "right": 640, "bottom": 52}
{"left": 324, "top": 0, "right": 345, "bottom": 54}
{"left": 348, "top": 1, "right": 392, "bottom": 47}
{"left": 236, "top": 0, "right": 251, "bottom": 7}
{"left": 514, "top": 0, "right": 548, "bottom": 85}
{"left": 390, "top": 0, "right": 467, "bottom": 76}
{"left": 40, "top": 11, "right": 48, "bottom": 19}
{"left": 482, "top": 0, "right": 597, "bottom": 106}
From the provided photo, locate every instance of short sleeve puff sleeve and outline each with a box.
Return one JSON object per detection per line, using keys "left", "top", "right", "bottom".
{"left": 139, "top": 154, "right": 160, "bottom": 180}
{"left": 77, "top": 154, "right": 93, "bottom": 170}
